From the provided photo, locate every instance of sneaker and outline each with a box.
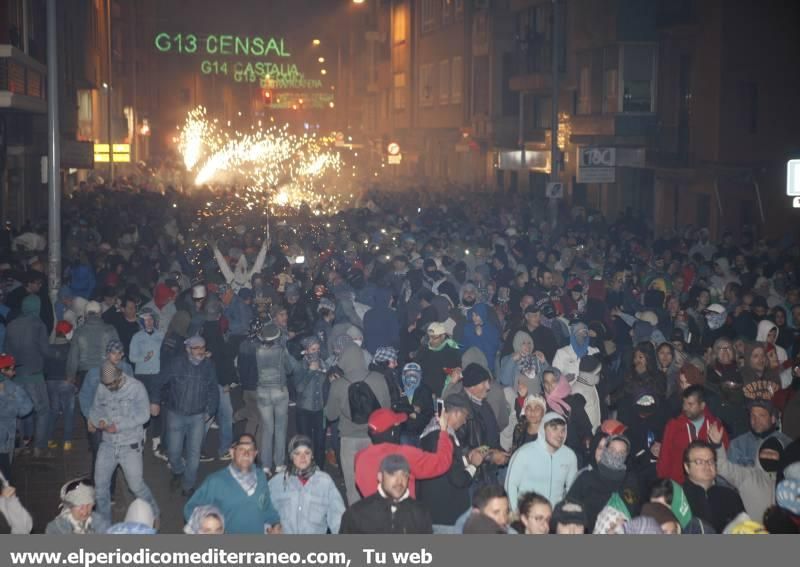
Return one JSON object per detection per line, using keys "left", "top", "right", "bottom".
{"left": 274, "top": 465, "right": 286, "bottom": 475}
{"left": 288, "top": 400, "right": 297, "bottom": 407}
{"left": 208, "top": 420, "right": 219, "bottom": 430}
{"left": 263, "top": 467, "right": 273, "bottom": 478}
{"left": 153, "top": 446, "right": 169, "bottom": 462}
{"left": 151, "top": 436, "right": 161, "bottom": 452}
{"left": 199, "top": 453, "right": 215, "bottom": 463}
{"left": 326, "top": 449, "right": 338, "bottom": 468}
{"left": 218, "top": 453, "right": 233, "bottom": 462}
{"left": 47, "top": 440, "right": 58, "bottom": 449}
{"left": 63, "top": 441, "right": 73, "bottom": 452}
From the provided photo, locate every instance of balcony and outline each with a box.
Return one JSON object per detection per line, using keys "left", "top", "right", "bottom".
{"left": 570, "top": 114, "right": 657, "bottom": 146}
{"left": 0, "top": 45, "right": 46, "bottom": 113}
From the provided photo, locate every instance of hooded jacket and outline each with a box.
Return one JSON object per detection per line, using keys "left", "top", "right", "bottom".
{"left": 460, "top": 303, "right": 501, "bottom": 372}
{"left": 728, "top": 429, "right": 792, "bottom": 467}
{"left": 0, "top": 380, "right": 34, "bottom": 454}
{"left": 756, "top": 320, "right": 792, "bottom": 388}
{"left": 324, "top": 343, "right": 391, "bottom": 438}
{"left": 362, "top": 288, "right": 400, "bottom": 355}
{"left": 66, "top": 315, "right": 121, "bottom": 379}
{"left": 657, "top": 406, "right": 729, "bottom": 483}
{"left": 128, "top": 323, "right": 165, "bottom": 376}
{"left": 504, "top": 412, "right": 578, "bottom": 509}
{"left": 5, "top": 295, "right": 50, "bottom": 380}
{"left": 715, "top": 437, "right": 786, "bottom": 522}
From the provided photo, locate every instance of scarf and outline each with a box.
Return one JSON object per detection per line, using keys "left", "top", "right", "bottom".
{"left": 545, "top": 371, "right": 572, "bottom": 417}
{"left": 402, "top": 371, "right": 421, "bottom": 400}
{"left": 228, "top": 464, "right": 258, "bottom": 497}
{"left": 569, "top": 323, "right": 589, "bottom": 359}
{"left": 59, "top": 509, "right": 93, "bottom": 534}
{"left": 428, "top": 337, "right": 460, "bottom": 352}
{"left": 289, "top": 461, "right": 318, "bottom": 483}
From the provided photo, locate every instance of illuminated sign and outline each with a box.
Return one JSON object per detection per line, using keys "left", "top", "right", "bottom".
{"left": 387, "top": 142, "right": 401, "bottom": 156}
{"left": 94, "top": 142, "right": 130, "bottom": 163}
{"left": 154, "top": 33, "right": 291, "bottom": 57}
{"left": 199, "top": 60, "right": 322, "bottom": 88}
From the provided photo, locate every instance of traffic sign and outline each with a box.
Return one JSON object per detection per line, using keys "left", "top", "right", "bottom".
{"left": 387, "top": 142, "right": 401, "bottom": 156}
{"left": 787, "top": 159, "right": 800, "bottom": 195}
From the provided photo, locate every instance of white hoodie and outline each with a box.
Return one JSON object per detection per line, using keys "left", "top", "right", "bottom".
{"left": 756, "top": 320, "right": 792, "bottom": 388}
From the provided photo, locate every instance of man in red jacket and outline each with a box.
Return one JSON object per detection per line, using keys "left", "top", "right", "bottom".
{"left": 354, "top": 408, "right": 453, "bottom": 499}
{"left": 657, "top": 385, "right": 729, "bottom": 483}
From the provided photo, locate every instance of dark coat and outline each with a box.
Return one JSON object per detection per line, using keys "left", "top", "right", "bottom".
{"left": 566, "top": 466, "right": 641, "bottom": 529}
{"left": 417, "top": 427, "right": 473, "bottom": 525}
{"left": 416, "top": 344, "right": 462, "bottom": 397}
{"left": 682, "top": 480, "right": 745, "bottom": 534}
{"left": 339, "top": 493, "right": 432, "bottom": 534}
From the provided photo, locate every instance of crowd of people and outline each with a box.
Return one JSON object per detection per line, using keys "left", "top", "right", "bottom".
{"left": 0, "top": 180, "right": 798, "bottom": 535}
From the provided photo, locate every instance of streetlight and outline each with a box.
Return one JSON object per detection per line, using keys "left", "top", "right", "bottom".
{"left": 312, "top": 38, "right": 321, "bottom": 46}
{"left": 321, "top": 69, "right": 327, "bottom": 75}
{"left": 318, "top": 57, "right": 325, "bottom": 63}
{"left": 353, "top": 0, "right": 365, "bottom": 4}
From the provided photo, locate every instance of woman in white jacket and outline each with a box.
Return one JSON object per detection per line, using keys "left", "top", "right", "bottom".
{"left": 756, "top": 320, "right": 792, "bottom": 388}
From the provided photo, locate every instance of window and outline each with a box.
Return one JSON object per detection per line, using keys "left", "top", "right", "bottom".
{"left": 439, "top": 59, "right": 450, "bottom": 103}
{"left": 393, "top": 72, "right": 407, "bottom": 109}
{"left": 577, "top": 66, "right": 591, "bottom": 115}
{"left": 392, "top": 3, "right": 407, "bottom": 44}
{"left": 534, "top": 96, "right": 552, "bottom": 129}
{"left": 419, "top": 64, "right": 435, "bottom": 107}
{"left": 622, "top": 44, "right": 657, "bottom": 113}
{"left": 451, "top": 56, "right": 463, "bottom": 103}
{"left": 422, "top": 0, "right": 438, "bottom": 33}
{"left": 604, "top": 68, "right": 619, "bottom": 114}
{"left": 78, "top": 90, "right": 93, "bottom": 122}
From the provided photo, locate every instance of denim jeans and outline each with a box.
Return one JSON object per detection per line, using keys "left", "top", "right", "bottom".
{"left": 205, "top": 385, "right": 233, "bottom": 457}
{"left": 46, "top": 381, "right": 76, "bottom": 443}
{"left": 295, "top": 408, "right": 325, "bottom": 467}
{"left": 256, "top": 386, "right": 289, "bottom": 470}
{"left": 234, "top": 389, "right": 261, "bottom": 437}
{"left": 94, "top": 440, "right": 160, "bottom": 522}
{"left": 137, "top": 374, "right": 163, "bottom": 441}
{"left": 20, "top": 381, "right": 50, "bottom": 449}
{"left": 340, "top": 436, "right": 371, "bottom": 506}
{"left": 166, "top": 411, "right": 205, "bottom": 491}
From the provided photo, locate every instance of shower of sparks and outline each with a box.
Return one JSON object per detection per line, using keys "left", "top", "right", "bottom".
{"left": 176, "top": 107, "right": 347, "bottom": 215}
{"left": 175, "top": 107, "right": 358, "bottom": 272}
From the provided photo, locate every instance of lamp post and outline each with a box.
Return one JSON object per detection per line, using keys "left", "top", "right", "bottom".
{"left": 549, "top": 0, "right": 561, "bottom": 228}
{"left": 46, "top": 0, "right": 61, "bottom": 307}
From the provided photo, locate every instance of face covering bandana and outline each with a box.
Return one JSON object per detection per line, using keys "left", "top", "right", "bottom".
{"left": 706, "top": 312, "right": 726, "bottom": 331}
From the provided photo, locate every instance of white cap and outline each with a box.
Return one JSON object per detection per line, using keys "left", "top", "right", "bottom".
{"left": 85, "top": 301, "right": 102, "bottom": 315}
{"left": 705, "top": 303, "right": 726, "bottom": 315}
{"left": 635, "top": 310, "right": 659, "bottom": 326}
{"left": 192, "top": 284, "right": 207, "bottom": 299}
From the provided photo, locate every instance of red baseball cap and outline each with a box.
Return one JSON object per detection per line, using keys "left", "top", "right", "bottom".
{"left": 368, "top": 408, "right": 408, "bottom": 434}
{"left": 55, "top": 320, "right": 74, "bottom": 336}
{"left": 0, "top": 353, "right": 16, "bottom": 369}
{"left": 601, "top": 419, "right": 628, "bottom": 436}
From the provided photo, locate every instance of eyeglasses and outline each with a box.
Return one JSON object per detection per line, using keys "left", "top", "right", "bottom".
{"left": 688, "top": 458, "right": 716, "bottom": 467}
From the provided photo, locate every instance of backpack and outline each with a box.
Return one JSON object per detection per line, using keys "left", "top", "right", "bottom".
{"left": 348, "top": 380, "right": 381, "bottom": 425}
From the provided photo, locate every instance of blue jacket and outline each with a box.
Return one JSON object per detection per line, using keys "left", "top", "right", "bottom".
{"left": 185, "top": 465, "right": 281, "bottom": 534}
{"left": 78, "top": 361, "right": 133, "bottom": 418}
{"left": 268, "top": 470, "right": 345, "bottom": 534}
{"left": 129, "top": 329, "right": 165, "bottom": 376}
{"left": 155, "top": 355, "right": 219, "bottom": 417}
{"left": 460, "top": 304, "right": 501, "bottom": 372}
{"left": 727, "top": 429, "right": 793, "bottom": 467}
{"left": 68, "top": 263, "right": 96, "bottom": 299}
{"left": 362, "top": 289, "right": 400, "bottom": 354}
{"left": 292, "top": 363, "right": 326, "bottom": 412}
{"left": 504, "top": 412, "right": 578, "bottom": 509}
{"left": 0, "top": 380, "right": 33, "bottom": 453}
{"left": 89, "top": 375, "right": 150, "bottom": 446}
{"left": 224, "top": 295, "right": 254, "bottom": 337}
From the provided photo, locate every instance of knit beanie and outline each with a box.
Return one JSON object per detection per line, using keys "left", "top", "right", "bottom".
{"left": 462, "top": 363, "right": 491, "bottom": 388}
